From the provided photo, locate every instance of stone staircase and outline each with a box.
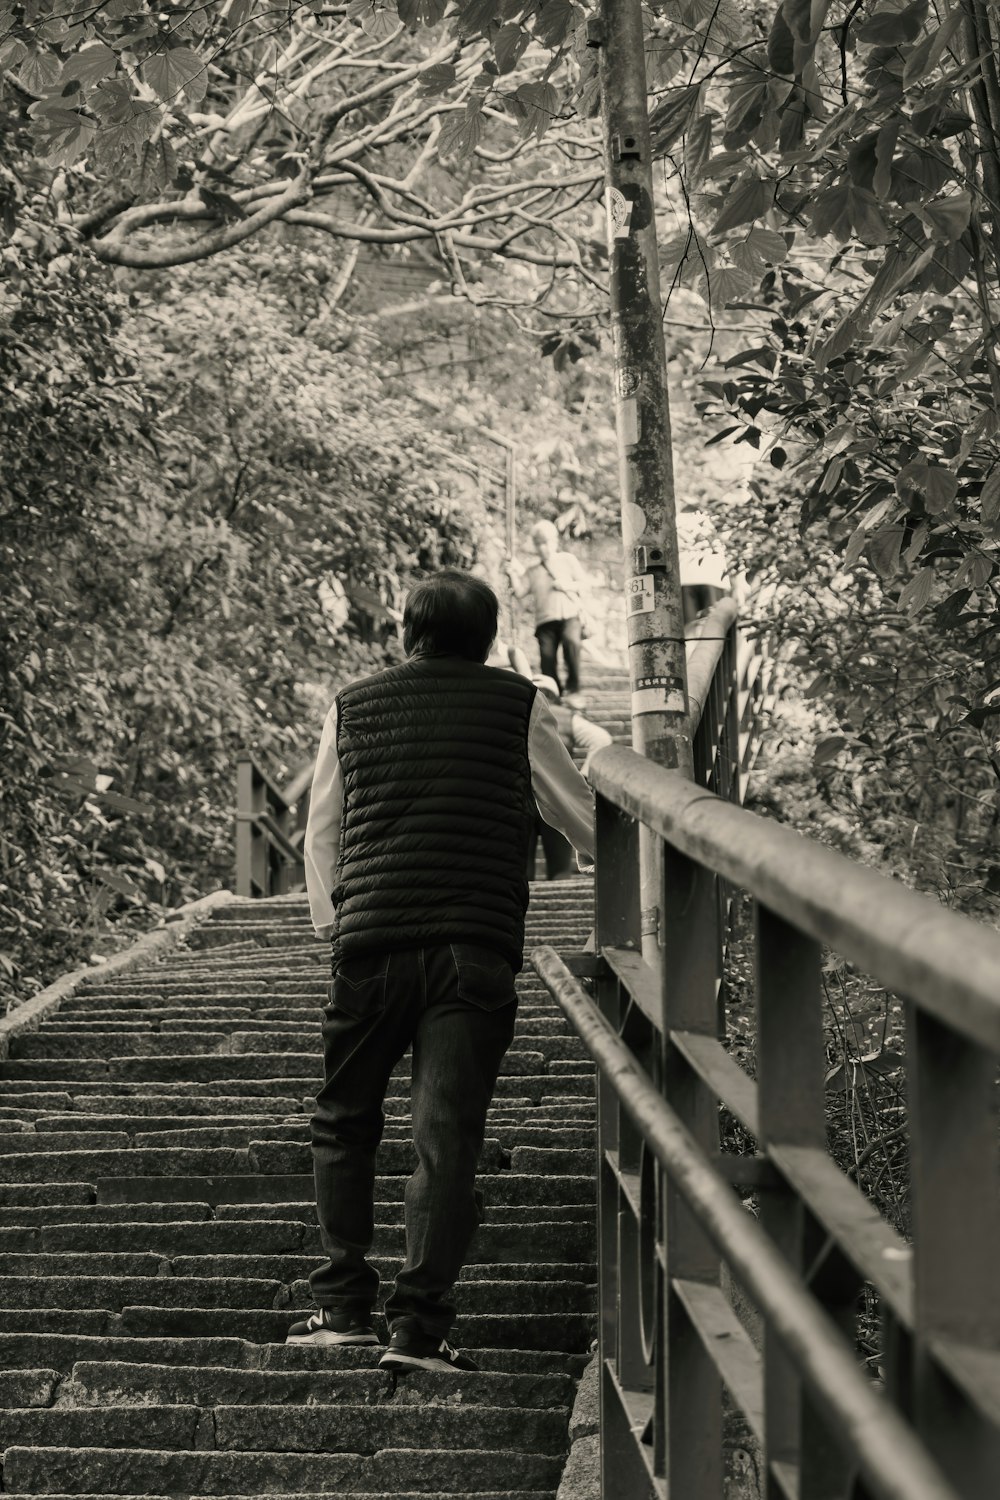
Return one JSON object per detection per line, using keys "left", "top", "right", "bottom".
{"left": 0, "top": 899, "right": 604, "bottom": 1499}
{"left": 0, "top": 664, "right": 634, "bottom": 1497}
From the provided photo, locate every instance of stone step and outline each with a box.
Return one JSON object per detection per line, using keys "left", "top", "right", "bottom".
{"left": 15, "top": 1034, "right": 589, "bottom": 1067}
{"left": 61, "top": 1361, "right": 573, "bottom": 1409}
{"left": 13, "top": 1121, "right": 591, "bottom": 1154}
{"left": 0, "top": 1206, "right": 596, "bottom": 1252}
{"left": 0, "top": 1138, "right": 511, "bottom": 1183}
{"left": 0, "top": 1096, "right": 594, "bottom": 1124}
{"left": 0, "top": 1306, "right": 594, "bottom": 1351}
{"left": 7, "top": 1043, "right": 562, "bottom": 1076}
{"left": 0, "top": 1401, "right": 569, "bottom": 1452}
{"left": 0, "top": 1074, "right": 596, "bottom": 1103}
{"left": 40, "top": 1014, "right": 577, "bottom": 1036}
{"left": 0, "top": 1220, "right": 595, "bottom": 1265}
{"left": 20, "top": 1493, "right": 554, "bottom": 1500}
{"left": 94, "top": 1171, "right": 597, "bottom": 1209}
{"left": 0, "top": 1333, "right": 587, "bottom": 1378}
{"left": 1, "top": 1444, "right": 564, "bottom": 1494}
{"left": 0, "top": 1271, "right": 594, "bottom": 1317}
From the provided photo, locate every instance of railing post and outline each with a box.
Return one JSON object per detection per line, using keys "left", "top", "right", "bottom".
{"left": 905, "top": 1007, "right": 1000, "bottom": 1490}
{"left": 594, "top": 790, "right": 651, "bottom": 1499}
{"left": 236, "top": 756, "right": 258, "bottom": 898}
{"left": 661, "top": 842, "right": 723, "bottom": 1496}
{"left": 754, "top": 906, "right": 865, "bottom": 1500}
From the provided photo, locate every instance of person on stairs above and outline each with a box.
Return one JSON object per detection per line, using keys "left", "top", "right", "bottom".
{"left": 527, "top": 675, "right": 611, "bottom": 882}
{"left": 504, "top": 520, "right": 590, "bottom": 708}
{"left": 293, "top": 567, "right": 596, "bottom": 1374}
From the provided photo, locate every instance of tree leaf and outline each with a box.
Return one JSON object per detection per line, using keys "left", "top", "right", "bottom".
{"left": 17, "top": 48, "right": 62, "bottom": 95}
{"left": 868, "top": 525, "right": 905, "bottom": 579}
{"left": 809, "top": 183, "right": 852, "bottom": 241}
{"left": 138, "top": 136, "right": 177, "bottom": 196}
{"left": 897, "top": 566, "right": 934, "bottom": 615}
{"left": 873, "top": 119, "right": 899, "bottom": 200}
{"left": 510, "top": 81, "right": 559, "bottom": 141}
{"left": 844, "top": 522, "right": 868, "bottom": 568}
{"left": 768, "top": 8, "right": 795, "bottom": 73}
{"left": 493, "top": 22, "right": 529, "bottom": 74}
{"left": 358, "top": 2, "right": 399, "bottom": 38}
{"left": 142, "top": 46, "right": 208, "bottom": 106}
{"left": 782, "top": 0, "right": 831, "bottom": 46}
{"left": 534, "top": 0, "right": 578, "bottom": 48}
{"left": 922, "top": 465, "right": 957, "bottom": 512}
{"left": 711, "top": 174, "right": 773, "bottom": 235}
{"left": 30, "top": 104, "right": 95, "bottom": 166}
{"left": 397, "top": 0, "right": 446, "bottom": 23}
{"left": 814, "top": 734, "right": 848, "bottom": 765}
{"left": 417, "top": 63, "right": 457, "bottom": 94}
{"left": 746, "top": 227, "right": 787, "bottom": 262}
{"left": 438, "top": 100, "right": 484, "bottom": 157}
{"left": 95, "top": 869, "right": 141, "bottom": 897}
{"left": 980, "top": 464, "right": 1000, "bottom": 525}
{"left": 856, "top": 2, "right": 925, "bottom": 45}
{"left": 902, "top": 9, "right": 962, "bottom": 86}
{"left": 684, "top": 111, "right": 714, "bottom": 187}
{"left": 919, "top": 191, "right": 972, "bottom": 243}
{"left": 649, "top": 83, "right": 702, "bottom": 157}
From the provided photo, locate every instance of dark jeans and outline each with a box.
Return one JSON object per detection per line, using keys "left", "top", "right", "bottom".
{"left": 536, "top": 616, "right": 582, "bottom": 695}
{"left": 309, "top": 943, "right": 518, "bottom": 1337}
{"left": 526, "top": 817, "right": 574, "bottom": 881}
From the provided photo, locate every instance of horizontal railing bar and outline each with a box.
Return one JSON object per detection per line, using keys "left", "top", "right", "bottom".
{"left": 236, "top": 752, "right": 292, "bottom": 812}
{"left": 771, "top": 1458, "right": 800, "bottom": 1500}
{"left": 672, "top": 1277, "right": 765, "bottom": 1446}
{"left": 603, "top": 1363, "right": 663, "bottom": 1495}
{"left": 712, "top": 1153, "right": 782, "bottom": 1190}
{"left": 772, "top": 1144, "right": 912, "bottom": 1327}
{"left": 233, "top": 811, "right": 303, "bottom": 865}
{"left": 670, "top": 1030, "right": 760, "bottom": 1138}
{"left": 588, "top": 746, "right": 1000, "bottom": 1056}
{"left": 533, "top": 945, "right": 962, "bottom": 1500}
{"left": 686, "top": 599, "right": 739, "bottom": 727}
{"left": 606, "top": 1150, "right": 642, "bottom": 1222}
{"left": 602, "top": 946, "right": 660, "bottom": 1029}
{"left": 930, "top": 1338, "right": 1000, "bottom": 1428}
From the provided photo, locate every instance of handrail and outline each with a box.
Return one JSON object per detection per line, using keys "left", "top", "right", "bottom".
{"left": 533, "top": 945, "right": 960, "bottom": 1500}
{"left": 588, "top": 745, "right": 1000, "bottom": 1054}
{"left": 535, "top": 624, "right": 1000, "bottom": 1500}
{"left": 235, "top": 753, "right": 306, "bottom": 899}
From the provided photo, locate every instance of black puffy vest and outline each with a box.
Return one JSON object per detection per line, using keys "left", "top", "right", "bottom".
{"left": 331, "top": 656, "right": 537, "bottom": 971}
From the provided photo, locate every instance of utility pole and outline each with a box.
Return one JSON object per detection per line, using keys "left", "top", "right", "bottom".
{"left": 590, "top": 0, "right": 694, "bottom": 961}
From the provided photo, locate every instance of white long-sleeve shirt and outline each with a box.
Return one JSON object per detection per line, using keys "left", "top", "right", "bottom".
{"left": 304, "top": 689, "right": 596, "bottom": 939}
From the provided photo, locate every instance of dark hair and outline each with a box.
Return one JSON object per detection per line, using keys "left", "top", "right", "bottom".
{"left": 403, "top": 568, "right": 499, "bottom": 662}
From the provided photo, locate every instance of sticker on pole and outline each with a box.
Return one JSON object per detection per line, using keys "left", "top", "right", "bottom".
{"left": 606, "top": 185, "right": 633, "bottom": 239}
{"left": 627, "top": 573, "right": 656, "bottom": 615}
{"left": 632, "top": 683, "right": 687, "bottom": 716}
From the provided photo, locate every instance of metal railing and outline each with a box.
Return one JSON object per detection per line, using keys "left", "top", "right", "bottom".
{"left": 532, "top": 625, "right": 1000, "bottom": 1500}
{"left": 234, "top": 754, "right": 311, "bottom": 898}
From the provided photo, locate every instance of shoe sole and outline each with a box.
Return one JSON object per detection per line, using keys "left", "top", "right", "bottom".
{"left": 285, "top": 1331, "right": 381, "bottom": 1345}
{"left": 378, "top": 1352, "right": 475, "bottom": 1373}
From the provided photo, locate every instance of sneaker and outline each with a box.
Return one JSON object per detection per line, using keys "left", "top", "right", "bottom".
{"left": 378, "top": 1320, "right": 479, "bottom": 1372}
{"left": 563, "top": 692, "right": 588, "bottom": 709}
{"left": 286, "top": 1309, "right": 381, "bottom": 1346}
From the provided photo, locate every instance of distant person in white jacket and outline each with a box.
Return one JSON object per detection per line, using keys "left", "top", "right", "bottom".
{"left": 505, "top": 520, "right": 590, "bottom": 707}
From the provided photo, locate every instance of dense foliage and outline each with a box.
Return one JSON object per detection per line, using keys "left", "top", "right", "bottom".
{"left": 0, "top": 228, "right": 490, "bottom": 1006}
{"left": 4, "top": 0, "right": 1000, "bottom": 997}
